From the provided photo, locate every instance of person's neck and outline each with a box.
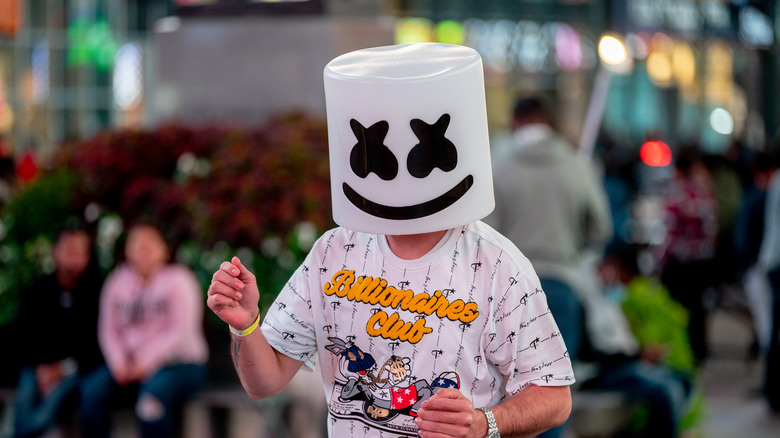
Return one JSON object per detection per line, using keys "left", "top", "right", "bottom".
{"left": 385, "top": 230, "right": 448, "bottom": 260}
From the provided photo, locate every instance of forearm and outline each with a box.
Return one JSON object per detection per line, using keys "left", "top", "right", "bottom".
{"left": 485, "top": 385, "right": 572, "bottom": 438}
{"left": 230, "top": 330, "right": 303, "bottom": 399}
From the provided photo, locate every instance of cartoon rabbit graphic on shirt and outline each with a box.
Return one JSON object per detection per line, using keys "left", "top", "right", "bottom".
{"left": 326, "top": 336, "right": 461, "bottom": 423}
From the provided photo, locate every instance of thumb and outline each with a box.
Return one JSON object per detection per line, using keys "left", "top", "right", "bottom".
{"left": 430, "top": 388, "right": 463, "bottom": 400}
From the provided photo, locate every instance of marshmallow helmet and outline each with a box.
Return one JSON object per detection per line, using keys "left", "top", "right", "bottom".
{"left": 323, "top": 43, "right": 494, "bottom": 235}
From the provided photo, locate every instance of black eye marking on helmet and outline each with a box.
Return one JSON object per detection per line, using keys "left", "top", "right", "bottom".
{"left": 407, "top": 114, "right": 457, "bottom": 179}
{"left": 349, "top": 119, "right": 398, "bottom": 181}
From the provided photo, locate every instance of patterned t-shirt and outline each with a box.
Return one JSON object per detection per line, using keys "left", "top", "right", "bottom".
{"left": 261, "top": 221, "right": 574, "bottom": 437}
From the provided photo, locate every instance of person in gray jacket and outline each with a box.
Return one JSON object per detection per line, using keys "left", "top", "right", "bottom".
{"left": 485, "top": 96, "right": 613, "bottom": 360}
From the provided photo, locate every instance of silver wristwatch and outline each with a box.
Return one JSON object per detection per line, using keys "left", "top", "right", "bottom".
{"left": 478, "top": 407, "right": 500, "bottom": 438}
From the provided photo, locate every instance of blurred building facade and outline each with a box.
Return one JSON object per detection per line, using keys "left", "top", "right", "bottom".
{"left": 0, "top": 0, "right": 172, "bottom": 159}
{"left": 0, "top": 0, "right": 778, "bottom": 165}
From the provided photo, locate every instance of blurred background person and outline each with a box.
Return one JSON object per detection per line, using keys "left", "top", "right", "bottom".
{"left": 702, "top": 151, "right": 743, "bottom": 293}
{"left": 576, "top": 245, "right": 695, "bottom": 438}
{"left": 657, "top": 145, "right": 719, "bottom": 366}
{"left": 486, "top": 95, "right": 613, "bottom": 363}
{"left": 78, "top": 223, "right": 208, "bottom": 438}
{"left": 485, "top": 96, "right": 613, "bottom": 438}
{"left": 734, "top": 150, "right": 778, "bottom": 357}
{"left": 760, "top": 149, "right": 780, "bottom": 414}
{"left": 12, "top": 224, "right": 104, "bottom": 438}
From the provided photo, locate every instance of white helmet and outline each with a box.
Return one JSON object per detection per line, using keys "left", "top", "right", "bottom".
{"left": 323, "top": 43, "right": 495, "bottom": 235}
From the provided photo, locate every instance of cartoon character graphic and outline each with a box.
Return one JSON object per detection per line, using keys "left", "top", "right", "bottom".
{"left": 325, "top": 337, "right": 461, "bottom": 423}
{"left": 325, "top": 336, "right": 376, "bottom": 377}
{"left": 368, "top": 355, "right": 431, "bottom": 419}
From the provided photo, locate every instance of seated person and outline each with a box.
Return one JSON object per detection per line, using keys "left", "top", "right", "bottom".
{"left": 79, "top": 223, "right": 208, "bottom": 438}
{"left": 542, "top": 244, "right": 695, "bottom": 438}
{"left": 13, "top": 226, "right": 104, "bottom": 438}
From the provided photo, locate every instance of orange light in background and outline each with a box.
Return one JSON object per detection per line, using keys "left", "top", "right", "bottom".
{"left": 672, "top": 42, "right": 696, "bottom": 88}
{"left": 0, "top": 0, "right": 22, "bottom": 37}
{"left": 640, "top": 141, "right": 672, "bottom": 167}
{"left": 704, "top": 41, "right": 733, "bottom": 106}
{"left": 647, "top": 33, "right": 675, "bottom": 87}
{"left": 647, "top": 51, "right": 673, "bottom": 87}
{"left": 0, "top": 80, "right": 13, "bottom": 135}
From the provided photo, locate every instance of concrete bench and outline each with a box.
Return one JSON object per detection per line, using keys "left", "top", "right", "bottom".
{"left": 182, "top": 387, "right": 293, "bottom": 438}
{"left": 0, "top": 386, "right": 295, "bottom": 438}
{"left": 569, "top": 389, "right": 638, "bottom": 438}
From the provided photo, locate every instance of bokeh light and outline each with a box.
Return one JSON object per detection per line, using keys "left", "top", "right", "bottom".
{"left": 672, "top": 42, "right": 696, "bottom": 88}
{"left": 640, "top": 141, "right": 672, "bottom": 167}
{"left": 395, "top": 17, "right": 434, "bottom": 44}
{"left": 647, "top": 50, "right": 673, "bottom": 87}
{"left": 710, "top": 107, "right": 734, "bottom": 135}
{"left": 598, "top": 35, "right": 627, "bottom": 65}
{"left": 555, "top": 23, "right": 582, "bottom": 71}
{"left": 113, "top": 43, "right": 143, "bottom": 110}
{"left": 32, "top": 40, "right": 49, "bottom": 105}
{"left": 435, "top": 20, "right": 465, "bottom": 45}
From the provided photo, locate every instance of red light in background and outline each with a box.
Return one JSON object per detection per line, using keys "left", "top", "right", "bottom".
{"left": 16, "top": 150, "right": 38, "bottom": 182}
{"left": 640, "top": 141, "right": 672, "bottom": 167}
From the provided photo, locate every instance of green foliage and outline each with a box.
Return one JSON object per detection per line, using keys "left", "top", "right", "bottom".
{"left": 0, "top": 171, "right": 79, "bottom": 325}
{"left": 3, "top": 171, "right": 79, "bottom": 244}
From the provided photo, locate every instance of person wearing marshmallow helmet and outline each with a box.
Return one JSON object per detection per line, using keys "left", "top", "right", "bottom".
{"left": 207, "top": 43, "right": 574, "bottom": 438}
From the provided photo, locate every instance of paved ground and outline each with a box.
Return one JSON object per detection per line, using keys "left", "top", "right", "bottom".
{"left": 694, "top": 308, "right": 780, "bottom": 438}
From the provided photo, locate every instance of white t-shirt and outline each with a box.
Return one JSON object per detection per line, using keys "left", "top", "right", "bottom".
{"left": 261, "top": 221, "right": 574, "bottom": 437}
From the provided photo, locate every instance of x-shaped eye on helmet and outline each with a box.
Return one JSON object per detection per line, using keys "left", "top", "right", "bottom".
{"left": 349, "top": 119, "right": 399, "bottom": 181}
{"left": 408, "top": 114, "right": 457, "bottom": 178}
{"left": 349, "top": 114, "right": 457, "bottom": 180}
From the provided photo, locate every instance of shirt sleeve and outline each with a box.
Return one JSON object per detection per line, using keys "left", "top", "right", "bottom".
{"left": 260, "top": 251, "right": 320, "bottom": 370}
{"left": 485, "top": 263, "right": 574, "bottom": 395}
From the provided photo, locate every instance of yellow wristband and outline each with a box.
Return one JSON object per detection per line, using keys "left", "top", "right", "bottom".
{"left": 229, "top": 314, "right": 260, "bottom": 337}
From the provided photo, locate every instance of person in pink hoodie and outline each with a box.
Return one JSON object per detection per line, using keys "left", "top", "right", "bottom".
{"left": 79, "top": 223, "right": 208, "bottom": 438}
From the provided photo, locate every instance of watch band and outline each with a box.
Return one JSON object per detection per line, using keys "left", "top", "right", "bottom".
{"left": 478, "top": 407, "right": 500, "bottom": 438}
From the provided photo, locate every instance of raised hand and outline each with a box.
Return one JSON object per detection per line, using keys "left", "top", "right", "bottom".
{"left": 206, "top": 256, "right": 260, "bottom": 331}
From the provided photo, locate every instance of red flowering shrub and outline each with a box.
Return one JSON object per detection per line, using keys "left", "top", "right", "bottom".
{"left": 54, "top": 112, "right": 333, "bottom": 249}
